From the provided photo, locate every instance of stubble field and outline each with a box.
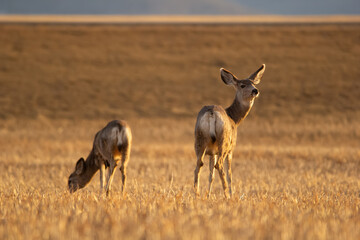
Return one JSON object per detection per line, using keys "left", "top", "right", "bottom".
{"left": 0, "top": 22, "right": 359, "bottom": 239}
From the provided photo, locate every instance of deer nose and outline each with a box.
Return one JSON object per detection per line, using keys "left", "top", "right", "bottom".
{"left": 252, "top": 89, "right": 258, "bottom": 95}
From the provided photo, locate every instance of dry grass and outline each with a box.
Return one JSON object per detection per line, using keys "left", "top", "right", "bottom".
{"left": 0, "top": 118, "right": 359, "bottom": 240}
{"left": 0, "top": 23, "right": 359, "bottom": 239}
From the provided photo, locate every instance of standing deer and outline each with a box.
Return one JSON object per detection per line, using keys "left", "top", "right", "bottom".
{"left": 68, "top": 120, "right": 132, "bottom": 196}
{"left": 194, "top": 64, "right": 265, "bottom": 198}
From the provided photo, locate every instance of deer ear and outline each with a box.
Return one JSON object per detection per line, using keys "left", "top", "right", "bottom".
{"left": 220, "top": 68, "right": 238, "bottom": 86}
{"left": 248, "top": 64, "right": 266, "bottom": 84}
{"left": 75, "top": 158, "right": 85, "bottom": 175}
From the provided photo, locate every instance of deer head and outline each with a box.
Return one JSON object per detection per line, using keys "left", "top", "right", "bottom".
{"left": 220, "top": 64, "right": 265, "bottom": 103}
{"left": 68, "top": 158, "right": 87, "bottom": 193}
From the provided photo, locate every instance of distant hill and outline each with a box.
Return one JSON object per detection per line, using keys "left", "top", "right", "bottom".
{"left": 1, "top": 0, "right": 359, "bottom": 15}
{"left": 1, "top": 0, "right": 256, "bottom": 15}
{"left": 233, "top": 0, "right": 360, "bottom": 15}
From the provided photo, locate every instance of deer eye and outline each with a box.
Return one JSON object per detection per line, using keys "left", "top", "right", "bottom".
{"left": 240, "top": 85, "right": 246, "bottom": 88}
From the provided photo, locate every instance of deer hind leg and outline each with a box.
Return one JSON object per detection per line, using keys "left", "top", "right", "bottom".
{"left": 105, "top": 158, "right": 118, "bottom": 196}
{"left": 194, "top": 145, "right": 205, "bottom": 196}
{"left": 225, "top": 152, "right": 233, "bottom": 197}
{"left": 119, "top": 146, "right": 130, "bottom": 194}
{"left": 216, "top": 152, "right": 230, "bottom": 199}
{"left": 99, "top": 161, "right": 106, "bottom": 191}
{"left": 208, "top": 155, "right": 217, "bottom": 198}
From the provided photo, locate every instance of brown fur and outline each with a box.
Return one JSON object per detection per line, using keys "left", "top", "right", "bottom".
{"left": 194, "top": 65, "right": 265, "bottom": 198}
{"left": 68, "top": 120, "right": 132, "bottom": 195}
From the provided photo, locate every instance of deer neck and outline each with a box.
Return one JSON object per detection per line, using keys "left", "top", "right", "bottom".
{"left": 81, "top": 149, "right": 99, "bottom": 186}
{"left": 226, "top": 96, "right": 253, "bottom": 125}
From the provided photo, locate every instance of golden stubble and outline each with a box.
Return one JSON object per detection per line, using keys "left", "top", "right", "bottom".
{"left": 0, "top": 117, "right": 359, "bottom": 240}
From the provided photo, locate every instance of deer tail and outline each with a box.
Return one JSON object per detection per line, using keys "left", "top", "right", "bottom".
{"left": 209, "top": 111, "right": 216, "bottom": 143}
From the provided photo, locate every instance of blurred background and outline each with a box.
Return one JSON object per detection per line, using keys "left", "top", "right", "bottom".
{"left": 0, "top": 0, "right": 359, "bottom": 140}
{"left": 0, "top": 0, "right": 359, "bottom": 149}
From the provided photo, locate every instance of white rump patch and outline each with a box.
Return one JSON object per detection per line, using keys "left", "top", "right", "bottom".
{"left": 119, "top": 126, "right": 131, "bottom": 146}
{"left": 214, "top": 111, "right": 225, "bottom": 133}
{"left": 198, "top": 111, "right": 225, "bottom": 142}
{"left": 198, "top": 113, "right": 211, "bottom": 134}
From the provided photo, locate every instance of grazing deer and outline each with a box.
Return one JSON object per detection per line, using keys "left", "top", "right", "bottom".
{"left": 68, "top": 120, "right": 132, "bottom": 196}
{"left": 194, "top": 64, "right": 265, "bottom": 198}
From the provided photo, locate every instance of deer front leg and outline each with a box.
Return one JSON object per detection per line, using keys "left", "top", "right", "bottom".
{"left": 225, "top": 152, "right": 233, "bottom": 197}
{"left": 99, "top": 161, "right": 106, "bottom": 192}
{"left": 208, "top": 155, "right": 217, "bottom": 198}
{"left": 105, "top": 160, "right": 118, "bottom": 196}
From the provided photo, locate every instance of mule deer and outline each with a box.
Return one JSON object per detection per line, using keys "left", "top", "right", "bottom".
{"left": 194, "top": 64, "right": 265, "bottom": 198}
{"left": 68, "top": 120, "right": 132, "bottom": 196}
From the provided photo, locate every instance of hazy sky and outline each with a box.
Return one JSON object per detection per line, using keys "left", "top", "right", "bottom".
{"left": 1, "top": 0, "right": 359, "bottom": 15}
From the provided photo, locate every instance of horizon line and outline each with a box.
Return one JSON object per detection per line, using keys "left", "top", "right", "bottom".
{"left": 0, "top": 14, "right": 360, "bottom": 24}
